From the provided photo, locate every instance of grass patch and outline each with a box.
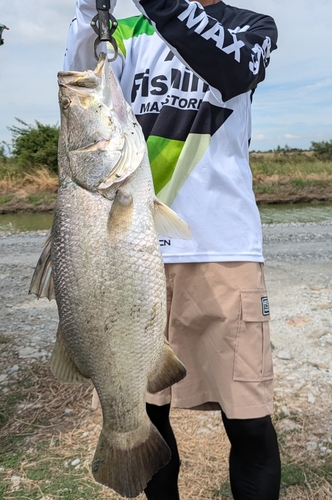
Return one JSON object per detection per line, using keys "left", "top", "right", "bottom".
{"left": 1, "top": 154, "right": 332, "bottom": 206}
{"left": 0, "top": 195, "right": 14, "bottom": 205}
{"left": 213, "top": 482, "right": 233, "bottom": 497}
{"left": 0, "top": 166, "right": 58, "bottom": 196}
{"left": 282, "top": 461, "right": 307, "bottom": 487}
{"left": 313, "top": 462, "right": 332, "bottom": 484}
{"left": 27, "top": 194, "right": 57, "bottom": 206}
{"left": 250, "top": 151, "right": 332, "bottom": 177}
{"left": 0, "top": 448, "right": 104, "bottom": 500}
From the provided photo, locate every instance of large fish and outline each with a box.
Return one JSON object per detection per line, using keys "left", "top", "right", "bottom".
{"left": 29, "top": 53, "right": 191, "bottom": 498}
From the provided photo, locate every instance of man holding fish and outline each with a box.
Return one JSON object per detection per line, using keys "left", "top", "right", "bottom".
{"left": 63, "top": 0, "right": 281, "bottom": 498}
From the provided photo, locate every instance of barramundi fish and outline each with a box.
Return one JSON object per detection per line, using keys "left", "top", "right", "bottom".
{"left": 29, "top": 52, "right": 191, "bottom": 498}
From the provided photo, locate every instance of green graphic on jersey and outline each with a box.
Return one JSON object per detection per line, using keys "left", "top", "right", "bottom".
{"left": 142, "top": 102, "right": 233, "bottom": 204}
{"left": 148, "top": 136, "right": 184, "bottom": 195}
{"left": 149, "top": 134, "right": 211, "bottom": 206}
{"left": 111, "top": 16, "right": 155, "bottom": 57}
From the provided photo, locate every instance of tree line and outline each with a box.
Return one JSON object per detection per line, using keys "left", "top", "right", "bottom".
{"left": 1, "top": 118, "right": 332, "bottom": 175}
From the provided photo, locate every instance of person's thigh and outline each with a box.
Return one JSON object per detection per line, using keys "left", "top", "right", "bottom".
{"left": 146, "top": 262, "right": 274, "bottom": 419}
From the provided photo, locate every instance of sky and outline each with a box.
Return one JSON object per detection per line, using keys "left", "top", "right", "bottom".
{"left": 0, "top": 0, "right": 331, "bottom": 152}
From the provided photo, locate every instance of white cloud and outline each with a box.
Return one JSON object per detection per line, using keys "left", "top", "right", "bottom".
{"left": 284, "top": 134, "right": 301, "bottom": 140}
{"left": 252, "top": 134, "right": 265, "bottom": 141}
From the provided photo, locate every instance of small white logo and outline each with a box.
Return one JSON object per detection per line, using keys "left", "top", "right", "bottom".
{"left": 261, "top": 297, "right": 270, "bottom": 316}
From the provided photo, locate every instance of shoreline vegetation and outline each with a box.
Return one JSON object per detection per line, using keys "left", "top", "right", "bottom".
{"left": 2, "top": 119, "right": 331, "bottom": 213}
{"left": 1, "top": 151, "right": 332, "bottom": 214}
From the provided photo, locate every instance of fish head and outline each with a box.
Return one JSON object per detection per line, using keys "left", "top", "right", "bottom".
{"left": 58, "top": 54, "right": 120, "bottom": 153}
{"left": 57, "top": 53, "right": 145, "bottom": 194}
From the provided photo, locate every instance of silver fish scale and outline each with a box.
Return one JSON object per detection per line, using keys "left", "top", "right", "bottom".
{"left": 52, "top": 153, "right": 167, "bottom": 438}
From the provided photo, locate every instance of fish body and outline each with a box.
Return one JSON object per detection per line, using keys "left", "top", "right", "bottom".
{"left": 30, "top": 54, "right": 190, "bottom": 498}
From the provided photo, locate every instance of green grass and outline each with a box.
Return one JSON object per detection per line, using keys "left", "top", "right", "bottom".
{"left": 27, "top": 194, "right": 57, "bottom": 206}
{"left": 0, "top": 195, "right": 14, "bottom": 204}
{"left": 0, "top": 449, "right": 104, "bottom": 499}
{"left": 213, "top": 482, "right": 233, "bottom": 497}
{"left": 281, "top": 461, "right": 307, "bottom": 487}
{"left": 0, "top": 158, "right": 30, "bottom": 180}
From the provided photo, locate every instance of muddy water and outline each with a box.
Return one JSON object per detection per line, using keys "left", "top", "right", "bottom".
{"left": 0, "top": 212, "right": 54, "bottom": 232}
{"left": 259, "top": 202, "right": 332, "bottom": 224}
{"left": 1, "top": 203, "right": 332, "bottom": 232}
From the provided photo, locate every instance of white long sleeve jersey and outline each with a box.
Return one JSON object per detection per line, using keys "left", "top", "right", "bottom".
{"left": 64, "top": 0, "right": 278, "bottom": 263}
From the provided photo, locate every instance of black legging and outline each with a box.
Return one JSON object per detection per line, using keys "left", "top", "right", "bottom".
{"left": 222, "top": 411, "right": 281, "bottom": 500}
{"left": 144, "top": 403, "right": 180, "bottom": 500}
{"left": 144, "top": 404, "right": 281, "bottom": 500}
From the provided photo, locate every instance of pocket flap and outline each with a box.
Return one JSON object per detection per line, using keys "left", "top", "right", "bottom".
{"left": 240, "top": 289, "right": 270, "bottom": 322}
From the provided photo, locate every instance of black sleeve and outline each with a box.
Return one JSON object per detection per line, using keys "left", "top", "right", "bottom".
{"left": 134, "top": 0, "right": 278, "bottom": 101}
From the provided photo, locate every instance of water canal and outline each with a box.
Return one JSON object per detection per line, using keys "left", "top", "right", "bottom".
{"left": 1, "top": 202, "right": 332, "bottom": 232}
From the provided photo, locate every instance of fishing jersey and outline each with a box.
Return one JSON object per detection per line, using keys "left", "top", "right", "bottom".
{"left": 64, "top": 0, "right": 278, "bottom": 264}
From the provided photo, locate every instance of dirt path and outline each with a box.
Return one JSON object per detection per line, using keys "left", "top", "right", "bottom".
{"left": 1, "top": 223, "right": 332, "bottom": 429}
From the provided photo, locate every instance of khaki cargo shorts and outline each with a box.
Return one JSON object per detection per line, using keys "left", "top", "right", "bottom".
{"left": 146, "top": 262, "right": 274, "bottom": 419}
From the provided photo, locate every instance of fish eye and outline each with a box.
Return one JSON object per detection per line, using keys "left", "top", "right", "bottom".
{"left": 61, "top": 96, "right": 71, "bottom": 109}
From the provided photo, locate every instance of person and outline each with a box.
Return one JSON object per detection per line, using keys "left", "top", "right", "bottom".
{"left": 0, "top": 24, "right": 9, "bottom": 46}
{"left": 64, "top": 0, "right": 281, "bottom": 498}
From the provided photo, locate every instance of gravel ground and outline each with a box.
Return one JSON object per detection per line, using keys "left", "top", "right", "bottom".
{"left": 1, "top": 222, "right": 332, "bottom": 451}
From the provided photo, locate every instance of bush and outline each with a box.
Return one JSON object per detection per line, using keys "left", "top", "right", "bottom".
{"left": 8, "top": 118, "right": 59, "bottom": 174}
{"left": 0, "top": 142, "right": 11, "bottom": 163}
{"left": 310, "top": 140, "right": 332, "bottom": 161}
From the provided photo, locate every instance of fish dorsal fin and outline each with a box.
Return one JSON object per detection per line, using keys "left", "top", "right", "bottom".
{"left": 153, "top": 198, "right": 192, "bottom": 240}
{"left": 50, "top": 325, "right": 91, "bottom": 384}
{"left": 29, "top": 233, "right": 55, "bottom": 300}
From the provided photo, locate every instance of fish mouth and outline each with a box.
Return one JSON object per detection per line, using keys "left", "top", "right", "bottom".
{"left": 58, "top": 53, "right": 112, "bottom": 108}
{"left": 58, "top": 73, "right": 100, "bottom": 89}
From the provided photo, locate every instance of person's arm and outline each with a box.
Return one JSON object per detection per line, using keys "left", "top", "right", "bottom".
{"left": 132, "top": 0, "right": 277, "bottom": 101}
{"left": 63, "top": 0, "right": 116, "bottom": 72}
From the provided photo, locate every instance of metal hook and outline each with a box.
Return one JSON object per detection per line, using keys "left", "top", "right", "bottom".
{"left": 91, "top": 10, "right": 118, "bottom": 61}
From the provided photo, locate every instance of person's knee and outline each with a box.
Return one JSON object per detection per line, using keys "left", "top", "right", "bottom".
{"left": 222, "top": 412, "right": 277, "bottom": 455}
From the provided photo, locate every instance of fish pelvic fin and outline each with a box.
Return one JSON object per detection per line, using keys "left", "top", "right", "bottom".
{"left": 153, "top": 198, "right": 192, "bottom": 240}
{"left": 92, "top": 420, "right": 171, "bottom": 497}
{"left": 147, "top": 339, "right": 187, "bottom": 394}
{"left": 50, "top": 325, "right": 91, "bottom": 384}
{"left": 29, "top": 232, "right": 55, "bottom": 300}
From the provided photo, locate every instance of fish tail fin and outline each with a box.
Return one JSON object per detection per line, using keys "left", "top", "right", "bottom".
{"left": 147, "top": 338, "right": 187, "bottom": 394}
{"left": 92, "top": 419, "right": 171, "bottom": 497}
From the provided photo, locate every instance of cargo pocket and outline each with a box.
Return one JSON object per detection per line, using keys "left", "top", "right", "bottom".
{"left": 233, "top": 289, "right": 273, "bottom": 382}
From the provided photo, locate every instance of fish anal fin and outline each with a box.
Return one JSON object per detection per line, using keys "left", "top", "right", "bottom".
{"left": 29, "top": 232, "right": 55, "bottom": 300}
{"left": 92, "top": 421, "right": 171, "bottom": 497}
{"left": 50, "top": 326, "right": 91, "bottom": 384}
{"left": 153, "top": 198, "right": 192, "bottom": 240}
{"left": 147, "top": 339, "right": 187, "bottom": 394}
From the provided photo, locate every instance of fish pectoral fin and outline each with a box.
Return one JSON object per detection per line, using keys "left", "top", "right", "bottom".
{"left": 153, "top": 198, "right": 192, "bottom": 240}
{"left": 107, "top": 188, "right": 133, "bottom": 232}
{"left": 147, "top": 338, "right": 187, "bottom": 394}
{"left": 92, "top": 419, "right": 171, "bottom": 497}
{"left": 50, "top": 325, "right": 91, "bottom": 384}
{"left": 29, "top": 232, "right": 55, "bottom": 300}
